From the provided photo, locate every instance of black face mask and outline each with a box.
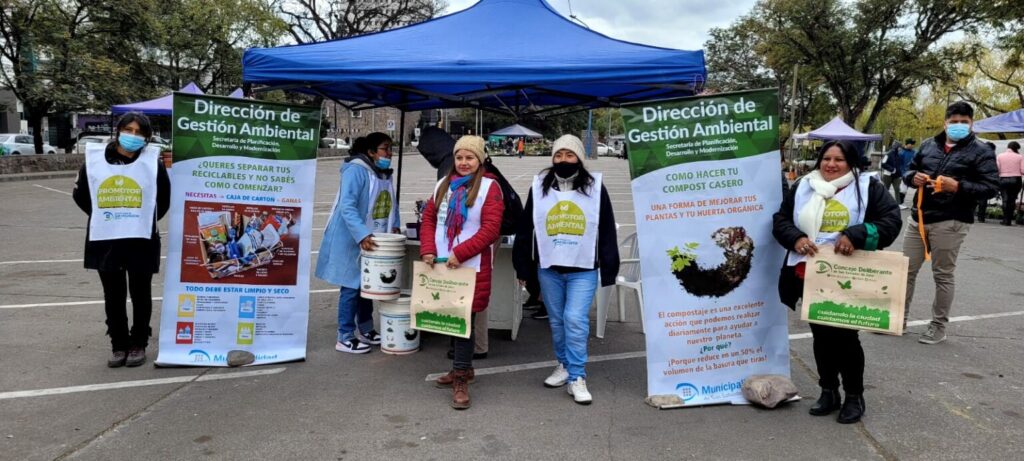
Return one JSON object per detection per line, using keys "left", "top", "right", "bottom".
{"left": 552, "top": 161, "right": 581, "bottom": 178}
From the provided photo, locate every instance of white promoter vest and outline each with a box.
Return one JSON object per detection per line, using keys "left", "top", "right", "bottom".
{"left": 86, "top": 143, "right": 159, "bottom": 241}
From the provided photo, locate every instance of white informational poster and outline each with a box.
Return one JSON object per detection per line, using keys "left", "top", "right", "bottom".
{"left": 155, "top": 93, "right": 320, "bottom": 366}
{"left": 622, "top": 89, "right": 791, "bottom": 406}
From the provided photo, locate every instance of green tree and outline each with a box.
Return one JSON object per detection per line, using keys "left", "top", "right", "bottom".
{"left": 0, "top": 0, "right": 158, "bottom": 152}
{"left": 151, "top": 0, "right": 286, "bottom": 95}
{"left": 278, "top": 0, "right": 447, "bottom": 43}
{"left": 715, "top": 0, "right": 1015, "bottom": 133}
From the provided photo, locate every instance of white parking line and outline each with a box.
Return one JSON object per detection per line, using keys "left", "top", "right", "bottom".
{"left": 34, "top": 184, "right": 73, "bottom": 196}
{"left": 0, "top": 367, "right": 287, "bottom": 400}
{"left": 424, "top": 310, "right": 1024, "bottom": 381}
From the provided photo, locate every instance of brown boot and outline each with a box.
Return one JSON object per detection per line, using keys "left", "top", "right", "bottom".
{"left": 450, "top": 369, "right": 471, "bottom": 410}
{"left": 435, "top": 368, "right": 476, "bottom": 388}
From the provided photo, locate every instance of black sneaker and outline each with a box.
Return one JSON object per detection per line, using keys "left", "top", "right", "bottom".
{"left": 356, "top": 329, "right": 382, "bottom": 345}
{"left": 108, "top": 350, "right": 127, "bottom": 368}
{"left": 531, "top": 307, "right": 548, "bottom": 320}
{"left": 335, "top": 339, "right": 371, "bottom": 354}
{"left": 523, "top": 299, "right": 543, "bottom": 310}
{"left": 125, "top": 347, "right": 147, "bottom": 367}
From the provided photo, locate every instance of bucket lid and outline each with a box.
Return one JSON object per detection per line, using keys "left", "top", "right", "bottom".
{"left": 378, "top": 296, "right": 412, "bottom": 312}
{"left": 372, "top": 232, "right": 408, "bottom": 243}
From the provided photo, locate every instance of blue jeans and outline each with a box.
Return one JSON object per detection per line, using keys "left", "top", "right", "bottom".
{"left": 338, "top": 287, "right": 374, "bottom": 342}
{"left": 538, "top": 268, "right": 598, "bottom": 381}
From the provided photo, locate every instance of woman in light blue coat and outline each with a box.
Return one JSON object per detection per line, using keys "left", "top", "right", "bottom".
{"left": 316, "top": 133, "right": 400, "bottom": 354}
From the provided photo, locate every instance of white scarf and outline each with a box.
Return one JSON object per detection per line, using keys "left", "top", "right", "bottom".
{"left": 797, "top": 170, "right": 855, "bottom": 242}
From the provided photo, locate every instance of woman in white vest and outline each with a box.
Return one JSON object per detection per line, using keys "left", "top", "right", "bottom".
{"left": 73, "top": 112, "right": 170, "bottom": 368}
{"left": 772, "top": 140, "right": 901, "bottom": 424}
{"left": 316, "top": 133, "right": 400, "bottom": 354}
{"left": 419, "top": 135, "right": 505, "bottom": 410}
{"left": 513, "top": 134, "right": 620, "bottom": 405}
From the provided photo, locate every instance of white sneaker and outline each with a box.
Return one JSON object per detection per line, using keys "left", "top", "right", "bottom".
{"left": 335, "top": 339, "right": 371, "bottom": 354}
{"left": 567, "top": 377, "right": 592, "bottom": 405}
{"left": 543, "top": 364, "right": 569, "bottom": 388}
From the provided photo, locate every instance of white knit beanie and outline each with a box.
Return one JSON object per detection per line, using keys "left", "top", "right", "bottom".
{"left": 551, "top": 134, "right": 586, "bottom": 159}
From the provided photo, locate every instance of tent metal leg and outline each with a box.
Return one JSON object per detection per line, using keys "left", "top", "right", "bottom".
{"left": 396, "top": 111, "right": 406, "bottom": 212}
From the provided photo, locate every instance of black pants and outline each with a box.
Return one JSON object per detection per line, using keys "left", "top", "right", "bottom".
{"left": 999, "top": 177, "right": 1022, "bottom": 223}
{"left": 809, "top": 323, "right": 864, "bottom": 394}
{"left": 525, "top": 273, "right": 542, "bottom": 304}
{"left": 98, "top": 269, "right": 154, "bottom": 351}
{"left": 453, "top": 313, "right": 477, "bottom": 370}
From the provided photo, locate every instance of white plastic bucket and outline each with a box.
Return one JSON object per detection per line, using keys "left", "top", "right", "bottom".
{"left": 378, "top": 295, "right": 419, "bottom": 355}
{"left": 360, "top": 233, "right": 407, "bottom": 300}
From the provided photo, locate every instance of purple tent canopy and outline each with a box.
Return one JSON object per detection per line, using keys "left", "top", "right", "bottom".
{"left": 973, "top": 109, "right": 1024, "bottom": 133}
{"left": 228, "top": 88, "right": 244, "bottom": 98}
{"left": 806, "top": 116, "right": 882, "bottom": 141}
{"left": 111, "top": 82, "right": 203, "bottom": 116}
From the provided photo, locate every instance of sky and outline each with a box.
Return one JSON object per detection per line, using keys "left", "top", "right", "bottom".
{"left": 443, "top": 0, "right": 758, "bottom": 50}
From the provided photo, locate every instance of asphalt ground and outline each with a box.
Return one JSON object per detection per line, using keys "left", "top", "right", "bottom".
{"left": 1, "top": 153, "right": 1022, "bottom": 461}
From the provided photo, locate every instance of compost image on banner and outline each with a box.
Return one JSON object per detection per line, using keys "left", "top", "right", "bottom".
{"left": 623, "top": 89, "right": 791, "bottom": 406}
{"left": 156, "top": 93, "right": 320, "bottom": 367}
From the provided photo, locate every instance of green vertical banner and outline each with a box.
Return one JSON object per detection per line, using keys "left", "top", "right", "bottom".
{"left": 157, "top": 93, "right": 321, "bottom": 367}
{"left": 622, "top": 89, "right": 791, "bottom": 406}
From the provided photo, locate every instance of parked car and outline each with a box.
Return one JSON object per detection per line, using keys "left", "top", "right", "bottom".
{"left": 321, "top": 138, "right": 350, "bottom": 149}
{"left": 596, "top": 143, "right": 614, "bottom": 156}
{"left": 0, "top": 134, "right": 57, "bottom": 156}
{"left": 150, "top": 135, "right": 172, "bottom": 152}
{"left": 76, "top": 135, "right": 110, "bottom": 154}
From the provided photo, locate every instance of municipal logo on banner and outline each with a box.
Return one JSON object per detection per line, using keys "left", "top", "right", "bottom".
{"left": 546, "top": 201, "right": 586, "bottom": 236}
{"left": 97, "top": 175, "right": 143, "bottom": 208}
{"left": 373, "top": 190, "right": 392, "bottom": 220}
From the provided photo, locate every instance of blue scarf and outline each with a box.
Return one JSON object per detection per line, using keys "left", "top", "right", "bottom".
{"left": 445, "top": 175, "right": 473, "bottom": 250}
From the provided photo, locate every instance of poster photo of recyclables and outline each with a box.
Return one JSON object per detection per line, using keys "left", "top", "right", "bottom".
{"left": 196, "top": 209, "right": 295, "bottom": 279}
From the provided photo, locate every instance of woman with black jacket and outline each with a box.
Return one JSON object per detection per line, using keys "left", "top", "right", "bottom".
{"left": 772, "top": 140, "right": 901, "bottom": 424}
{"left": 512, "top": 134, "right": 619, "bottom": 405}
{"left": 73, "top": 112, "right": 171, "bottom": 368}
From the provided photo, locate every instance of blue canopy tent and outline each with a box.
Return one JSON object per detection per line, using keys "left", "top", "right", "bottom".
{"left": 241, "top": 0, "right": 706, "bottom": 199}
{"left": 112, "top": 82, "right": 204, "bottom": 116}
{"left": 974, "top": 109, "right": 1024, "bottom": 133}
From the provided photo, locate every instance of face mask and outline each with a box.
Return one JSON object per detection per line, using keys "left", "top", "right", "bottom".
{"left": 946, "top": 123, "right": 970, "bottom": 142}
{"left": 376, "top": 158, "right": 392, "bottom": 169}
{"left": 118, "top": 133, "right": 146, "bottom": 152}
{"left": 552, "top": 161, "right": 581, "bottom": 178}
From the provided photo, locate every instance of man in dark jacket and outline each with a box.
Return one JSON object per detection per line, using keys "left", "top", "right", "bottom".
{"left": 902, "top": 101, "right": 998, "bottom": 345}
{"left": 881, "top": 139, "right": 915, "bottom": 205}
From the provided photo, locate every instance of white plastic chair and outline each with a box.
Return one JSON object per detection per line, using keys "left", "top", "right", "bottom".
{"left": 596, "top": 231, "right": 644, "bottom": 337}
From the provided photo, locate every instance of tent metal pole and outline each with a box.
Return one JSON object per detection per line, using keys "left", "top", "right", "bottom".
{"left": 396, "top": 110, "right": 407, "bottom": 215}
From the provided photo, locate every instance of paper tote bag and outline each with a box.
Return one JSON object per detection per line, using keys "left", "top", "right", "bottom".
{"left": 410, "top": 261, "right": 476, "bottom": 339}
{"left": 801, "top": 246, "right": 909, "bottom": 335}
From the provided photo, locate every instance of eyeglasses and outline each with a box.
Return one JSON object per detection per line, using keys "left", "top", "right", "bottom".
{"left": 377, "top": 146, "right": 392, "bottom": 152}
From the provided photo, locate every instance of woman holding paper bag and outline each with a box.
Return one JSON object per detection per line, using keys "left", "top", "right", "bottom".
{"left": 316, "top": 133, "right": 399, "bottom": 354}
{"left": 419, "top": 135, "right": 504, "bottom": 410}
{"left": 512, "top": 135, "right": 619, "bottom": 406}
{"left": 772, "top": 140, "right": 901, "bottom": 424}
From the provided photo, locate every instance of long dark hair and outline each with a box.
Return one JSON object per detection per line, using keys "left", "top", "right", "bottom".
{"left": 1009, "top": 141, "right": 1020, "bottom": 153}
{"left": 813, "top": 140, "right": 865, "bottom": 212}
{"left": 540, "top": 164, "right": 595, "bottom": 197}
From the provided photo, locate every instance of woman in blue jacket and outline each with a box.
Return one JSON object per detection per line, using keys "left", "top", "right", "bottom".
{"left": 316, "top": 133, "right": 400, "bottom": 353}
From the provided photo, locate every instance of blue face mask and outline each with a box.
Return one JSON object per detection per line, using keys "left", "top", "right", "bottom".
{"left": 946, "top": 123, "right": 970, "bottom": 142}
{"left": 376, "top": 158, "right": 392, "bottom": 169}
{"left": 118, "top": 133, "right": 146, "bottom": 152}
